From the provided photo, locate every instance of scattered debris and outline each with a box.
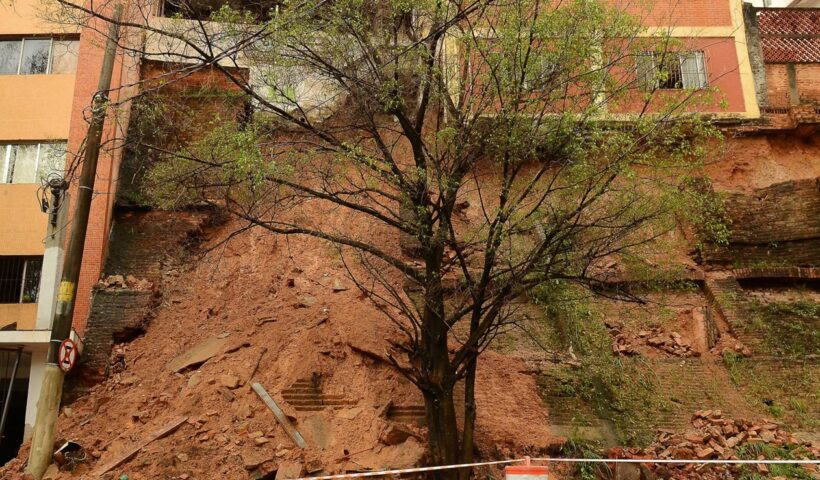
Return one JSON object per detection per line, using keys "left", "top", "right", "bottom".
{"left": 252, "top": 383, "right": 308, "bottom": 449}
{"left": 612, "top": 411, "right": 818, "bottom": 479}
{"left": 166, "top": 336, "right": 230, "bottom": 373}
{"left": 275, "top": 461, "right": 304, "bottom": 480}
{"left": 53, "top": 441, "right": 86, "bottom": 471}
{"left": 379, "top": 424, "right": 414, "bottom": 446}
{"left": 331, "top": 279, "right": 349, "bottom": 292}
{"left": 92, "top": 416, "right": 188, "bottom": 476}
{"left": 97, "top": 274, "right": 153, "bottom": 291}
{"left": 607, "top": 322, "right": 698, "bottom": 358}
{"left": 246, "top": 347, "right": 268, "bottom": 385}
{"left": 219, "top": 374, "right": 241, "bottom": 389}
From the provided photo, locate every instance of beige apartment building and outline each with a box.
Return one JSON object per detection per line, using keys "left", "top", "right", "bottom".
{"left": 0, "top": 0, "right": 135, "bottom": 462}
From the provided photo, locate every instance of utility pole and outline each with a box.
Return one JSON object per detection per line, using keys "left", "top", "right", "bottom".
{"left": 27, "top": 7, "right": 122, "bottom": 479}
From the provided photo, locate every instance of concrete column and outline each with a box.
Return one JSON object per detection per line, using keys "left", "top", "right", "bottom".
{"left": 742, "top": 4, "right": 769, "bottom": 107}
{"left": 35, "top": 191, "right": 68, "bottom": 330}
{"left": 787, "top": 63, "right": 799, "bottom": 106}
{"left": 24, "top": 346, "right": 47, "bottom": 441}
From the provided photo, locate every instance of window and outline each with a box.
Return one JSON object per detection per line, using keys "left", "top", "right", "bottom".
{"left": 0, "top": 257, "right": 42, "bottom": 304}
{"left": 0, "top": 38, "right": 79, "bottom": 75}
{"left": 522, "top": 56, "right": 559, "bottom": 91}
{"left": 1, "top": 143, "right": 67, "bottom": 184}
{"left": 637, "top": 51, "right": 707, "bottom": 90}
{"left": 160, "top": 0, "right": 285, "bottom": 21}
{"left": 50, "top": 40, "right": 81, "bottom": 74}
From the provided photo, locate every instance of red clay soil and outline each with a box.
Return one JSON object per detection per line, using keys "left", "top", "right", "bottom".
{"left": 1, "top": 219, "right": 555, "bottom": 480}
{"left": 707, "top": 134, "right": 820, "bottom": 193}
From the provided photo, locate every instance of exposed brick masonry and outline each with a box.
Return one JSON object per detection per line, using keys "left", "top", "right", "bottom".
{"left": 80, "top": 209, "right": 207, "bottom": 377}
{"left": 702, "top": 178, "right": 820, "bottom": 267}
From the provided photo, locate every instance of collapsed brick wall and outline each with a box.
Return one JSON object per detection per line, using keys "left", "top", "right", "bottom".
{"left": 82, "top": 290, "right": 156, "bottom": 375}
{"left": 702, "top": 178, "right": 820, "bottom": 266}
{"left": 80, "top": 209, "right": 207, "bottom": 378}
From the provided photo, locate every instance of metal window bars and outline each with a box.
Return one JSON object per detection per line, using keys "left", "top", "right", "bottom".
{"left": 0, "top": 257, "right": 43, "bottom": 304}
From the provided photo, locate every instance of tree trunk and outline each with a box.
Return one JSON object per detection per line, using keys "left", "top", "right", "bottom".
{"left": 420, "top": 244, "right": 461, "bottom": 480}
{"left": 459, "top": 355, "right": 478, "bottom": 480}
{"left": 424, "top": 385, "right": 461, "bottom": 480}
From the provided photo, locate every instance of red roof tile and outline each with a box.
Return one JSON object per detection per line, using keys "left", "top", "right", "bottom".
{"left": 757, "top": 8, "right": 820, "bottom": 63}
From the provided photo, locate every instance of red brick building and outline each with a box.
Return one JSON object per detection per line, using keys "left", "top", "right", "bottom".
{"left": 744, "top": 6, "right": 820, "bottom": 128}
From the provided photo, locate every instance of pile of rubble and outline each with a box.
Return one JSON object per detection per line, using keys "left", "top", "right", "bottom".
{"left": 612, "top": 410, "right": 818, "bottom": 479}
{"left": 607, "top": 322, "right": 698, "bottom": 358}
{"left": 96, "top": 274, "right": 153, "bottom": 291}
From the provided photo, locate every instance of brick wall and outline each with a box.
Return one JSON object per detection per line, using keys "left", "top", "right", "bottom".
{"left": 82, "top": 290, "right": 155, "bottom": 376}
{"left": 765, "top": 63, "right": 820, "bottom": 109}
{"left": 617, "top": 0, "right": 734, "bottom": 27}
{"left": 723, "top": 178, "right": 820, "bottom": 244}
{"left": 765, "top": 64, "right": 791, "bottom": 108}
{"left": 69, "top": 9, "right": 142, "bottom": 335}
{"left": 79, "top": 209, "right": 207, "bottom": 376}
{"left": 118, "top": 61, "right": 249, "bottom": 206}
{"left": 702, "top": 178, "right": 820, "bottom": 267}
{"left": 796, "top": 64, "right": 820, "bottom": 104}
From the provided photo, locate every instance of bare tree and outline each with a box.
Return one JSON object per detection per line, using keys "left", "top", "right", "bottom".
{"left": 52, "top": 0, "right": 723, "bottom": 477}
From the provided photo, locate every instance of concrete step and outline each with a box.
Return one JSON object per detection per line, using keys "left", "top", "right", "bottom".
{"left": 281, "top": 388, "right": 322, "bottom": 395}
{"left": 286, "top": 399, "right": 358, "bottom": 406}
{"left": 281, "top": 393, "right": 349, "bottom": 400}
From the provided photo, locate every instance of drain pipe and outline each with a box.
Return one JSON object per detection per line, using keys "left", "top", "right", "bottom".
{"left": 0, "top": 347, "right": 23, "bottom": 445}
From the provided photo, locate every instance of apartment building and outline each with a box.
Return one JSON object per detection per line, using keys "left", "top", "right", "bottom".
{"left": 0, "top": 0, "right": 772, "bottom": 464}
{"left": 623, "top": 0, "right": 760, "bottom": 118}
{"left": 0, "top": 0, "right": 136, "bottom": 461}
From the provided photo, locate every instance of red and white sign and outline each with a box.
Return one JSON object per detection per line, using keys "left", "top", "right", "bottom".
{"left": 505, "top": 465, "right": 549, "bottom": 480}
{"left": 58, "top": 338, "right": 78, "bottom": 372}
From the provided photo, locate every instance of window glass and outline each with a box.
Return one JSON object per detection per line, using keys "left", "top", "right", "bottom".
{"left": 3, "top": 145, "right": 17, "bottom": 183}
{"left": 0, "top": 257, "right": 25, "bottom": 303}
{"left": 37, "top": 143, "right": 67, "bottom": 182}
{"left": 0, "top": 40, "right": 21, "bottom": 74}
{"left": 51, "top": 40, "right": 79, "bottom": 74}
{"left": 681, "top": 52, "right": 707, "bottom": 89}
{"left": 20, "top": 39, "right": 51, "bottom": 74}
{"left": 10, "top": 144, "right": 39, "bottom": 183}
{"left": 21, "top": 257, "right": 42, "bottom": 303}
{"left": 0, "top": 256, "right": 43, "bottom": 304}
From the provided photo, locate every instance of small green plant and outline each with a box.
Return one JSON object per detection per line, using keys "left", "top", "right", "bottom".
{"left": 735, "top": 443, "right": 816, "bottom": 479}
{"left": 767, "top": 404, "right": 784, "bottom": 418}
{"left": 558, "top": 437, "right": 607, "bottom": 480}
{"left": 531, "top": 281, "right": 662, "bottom": 446}
{"left": 745, "top": 299, "right": 820, "bottom": 358}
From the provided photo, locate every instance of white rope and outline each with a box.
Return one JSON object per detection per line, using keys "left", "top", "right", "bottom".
{"left": 531, "top": 457, "right": 820, "bottom": 465}
{"left": 292, "top": 456, "right": 819, "bottom": 480}
{"left": 294, "top": 459, "right": 523, "bottom": 480}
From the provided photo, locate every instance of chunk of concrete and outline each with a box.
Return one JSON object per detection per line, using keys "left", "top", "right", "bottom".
{"left": 276, "top": 461, "right": 304, "bottom": 480}
{"left": 241, "top": 449, "right": 273, "bottom": 470}
{"left": 167, "top": 336, "right": 229, "bottom": 373}
{"left": 380, "top": 424, "right": 413, "bottom": 446}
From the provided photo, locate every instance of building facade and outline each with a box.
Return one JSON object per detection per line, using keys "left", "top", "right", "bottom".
{"left": 0, "top": 0, "right": 136, "bottom": 461}
{"left": 0, "top": 0, "right": 796, "bottom": 465}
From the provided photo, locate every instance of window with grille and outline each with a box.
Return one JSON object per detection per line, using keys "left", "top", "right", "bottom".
{"left": 636, "top": 51, "right": 707, "bottom": 90}
{"left": 0, "top": 257, "right": 43, "bottom": 304}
